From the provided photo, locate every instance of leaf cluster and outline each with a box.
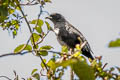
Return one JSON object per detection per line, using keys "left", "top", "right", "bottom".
{"left": 0, "top": 0, "right": 120, "bottom": 80}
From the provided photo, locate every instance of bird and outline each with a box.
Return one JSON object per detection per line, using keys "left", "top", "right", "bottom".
{"left": 46, "top": 13, "right": 94, "bottom": 60}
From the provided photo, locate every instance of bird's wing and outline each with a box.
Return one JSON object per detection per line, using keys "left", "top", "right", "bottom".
{"left": 65, "top": 21, "right": 94, "bottom": 54}
{"left": 65, "top": 21, "right": 86, "bottom": 42}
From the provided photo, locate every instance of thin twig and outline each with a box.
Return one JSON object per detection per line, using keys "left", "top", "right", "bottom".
{"left": 36, "top": 30, "right": 50, "bottom": 45}
{"left": 35, "top": 6, "right": 43, "bottom": 28}
{"left": 70, "top": 68, "right": 74, "bottom": 80}
{"left": 0, "top": 51, "right": 32, "bottom": 58}
{"left": 15, "top": 34, "right": 32, "bottom": 53}
{"left": 102, "top": 63, "right": 108, "bottom": 70}
{"left": 20, "top": 0, "right": 39, "bottom": 6}
{"left": 70, "top": 50, "right": 74, "bottom": 80}
{"left": 0, "top": 50, "right": 62, "bottom": 58}
{"left": 0, "top": 76, "right": 12, "bottom": 80}
{"left": 15, "top": 1, "right": 49, "bottom": 72}
{"left": 20, "top": 2, "right": 39, "bottom": 6}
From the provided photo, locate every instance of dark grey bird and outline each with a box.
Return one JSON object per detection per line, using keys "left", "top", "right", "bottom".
{"left": 46, "top": 13, "right": 94, "bottom": 60}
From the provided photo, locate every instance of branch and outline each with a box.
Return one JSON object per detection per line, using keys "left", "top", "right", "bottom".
{"left": 16, "top": 0, "right": 50, "bottom": 76}
{"left": 20, "top": 0, "right": 39, "bottom": 6}
{"left": 0, "top": 51, "right": 32, "bottom": 58}
{"left": 35, "top": 6, "right": 43, "bottom": 28}
{"left": 102, "top": 63, "right": 108, "bottom": 70}
{"left": 36, "top": 30, "right": 50, "bottom": 45}
{"left": 0, "top": 50, "right": 61, "bottom": 58}
{"left": 0, "top": 76, "right": 12, "bottom": 80}
{"left": 20, "top": 2, "right": 39, "bottom": 6}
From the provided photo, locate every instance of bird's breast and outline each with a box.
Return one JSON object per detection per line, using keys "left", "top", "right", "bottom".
{"left": 53, "top": 28, "right": 60, "bottom": 35}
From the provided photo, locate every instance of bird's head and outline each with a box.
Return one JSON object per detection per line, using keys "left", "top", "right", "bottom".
{"left": 46, "top": 13, "right": 66, "bottom": 24}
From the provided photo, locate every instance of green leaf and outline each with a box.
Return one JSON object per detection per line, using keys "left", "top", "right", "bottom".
{"left": 75, "top": 44, "right": 81, "bottom": 50}
{"left": 109, "top": 38, "right": 120, "bottom": 47}
{"left": 14, "top": 44, "right": 32, "bottom": 53}
{"left": 38, "top": 51, "right": 48, "bottom": 56}
{"left": 15, "top": 24, "right": 19, "bottom": 30}
{"left": 31, "top": 69, "right": 38, "bottom": 75}
{"left": 56, "top": 60, "right": 71, "bottom": 68}
{"left": 30, "top": 20, "right": 36, "bottom": 24}
{"left": 27, "top": 78, "right": 32, "bottom": 80}
{"left": 44, "top": 0, "right": 51, "bottom": 3}
{"left": 31, "top": 33, "right": 40, "bottom": 44}
{"left": 41, "top": 59, "right": 46, "bottom": 68}
{"left": 0, "top": 6, "right": 8, "bottom": 23}
{"left": 37, "top": 19, "right": 44, "bottom": 27}
{"left": 9, "top": 8, "right": 15, "bottom": 14}
{"left": 40, "top": 45, "right": 53, "bottom": 50}
{"left": 30, "top": 19, "right": 44, "bottom": 27}
{"left": 13, "top": 30, "right": 17, "bottom": 36}
{"left": 50, "top": 58, "right": 94, "bottom": 80}
{"left": 35, "top": 26, "right": 42, "bottom": 33}
{"left": 71, "top": 58, "right": 95, "bottom": 80}
{"left": 47, "top": 59, "right": 56, "bottom": 70}
{"left": 61, "top": 46, "right": 68, "bottom": 53}
{"left": 16, "top": 6, "right": 20, "bottom": 10}
{"left": 32, "top": 73, "right": 40, "bottom": 80}
{"left": 73, "top": 51, "right": 81, "bottom": 57}
{"left": 11, "top": 20, "right": 17, "bottom": 25}
{"left": 45, "top": 21, "right": 51, "bottom": 30}
{"left": 25, "top": 45, "right": 32, "bottom": 51}
{"left": 116, "top": 67, "right": 120, "bottom": 73}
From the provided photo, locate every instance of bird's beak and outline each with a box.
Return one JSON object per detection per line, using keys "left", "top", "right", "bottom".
{"left": 45, "top": 16, "right": 52, "bottom": 19}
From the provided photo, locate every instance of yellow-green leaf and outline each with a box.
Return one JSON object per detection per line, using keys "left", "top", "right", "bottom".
{"left": 31, "top": 69, "right": 38, "bottom": 75}
{"left": 32, "top": 73, "right": 40, "bottom": 80}
{"left": 40, "top": 45, "right": 53, "bottom": 50}
{"left": 52, "top": 58, "right": 95, "bottom": 80}
{"left": 61, "top": 46, "right": 68, "bottom": 53}
{"left": 75, "top": 44, "right": 81, "bottom": 50}
{"left": 73, "top": 51, "right": 81, "bottom": 57}
{"left": 9, "top": 8, "right": 15, "bottom": 14}
{"left": 0, "top": 6, "right": 8, "bottom": 23}
{"left": 41, "top": 59, "right": 46, "bottom": 68}
{"left": 47, "top": 59, "right": 56, "bottom": 70}
{"left": 71, "top": 58, "right": 95, "bottom": 80}
{"left": 27, "top": 78, "right": 32, "bottom": 80}
{"left": 37, "top": 19, "right": 44, "bottom": 27}
{"left": 45, "top": 21, "right": 51, "bottom": 30}
{"left": 109, "top": 38, "right": 120, "bottom": 47}
{"left": 30, "top": 19, "right": 43, "bottom": 27}
{"left": 13, "top": 30, "right": 17, "bottom": 36}
{"left": 35, "top": 26, "right": 42, "bottom": 33}
{"left": 39, "top": 51, "right": 48, "bottom": 56}
{"left": 44, "top": 0, "right": 51, "bottom": 3}
{"left": 14, "top": 44, "right": 32, "bottom": 53}
{"left": 31, "top": 33, "right": 40, "bottom": 44}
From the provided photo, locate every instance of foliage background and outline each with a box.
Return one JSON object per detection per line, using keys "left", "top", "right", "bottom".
{"left": 0, "top": 0, "right": 120, "bottom": 80}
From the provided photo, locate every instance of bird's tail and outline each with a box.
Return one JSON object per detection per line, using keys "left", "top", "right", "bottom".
{"left": 81, "top": 48, "right": 94, "bottom": 60}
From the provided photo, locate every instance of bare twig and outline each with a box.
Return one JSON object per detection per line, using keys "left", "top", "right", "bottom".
{"left": 0, "top": 76, "right": 12, "bottom": 80}
{"left": 70, "top": 68, "right": 74, "bottom": 80}
{"left": 20, "top": 2, "right": 39, "bottom": 6}
{"left": 35, "top": 6, "right": 43, "bottom": 28}
{"left": 0, "top": 51, "right": 32, "bottom": 58}
{"left": 102, "top": 63, "right": 108, "bottom": 70}
{"left": 36, "top": 30, "right": 50, "bottom": 45}
{"left": 0, "top": 50, "right": 62, "bottom": 58}
{"left": 20, "top": 0, "right": 39, "bottom": 6}
{"left": 15, "top": 34, "right": 32, "bottom": 53}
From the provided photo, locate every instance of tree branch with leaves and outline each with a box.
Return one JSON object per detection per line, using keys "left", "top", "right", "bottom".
{"left": 0, "top": 0, "right": 120, "bottom": 80}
